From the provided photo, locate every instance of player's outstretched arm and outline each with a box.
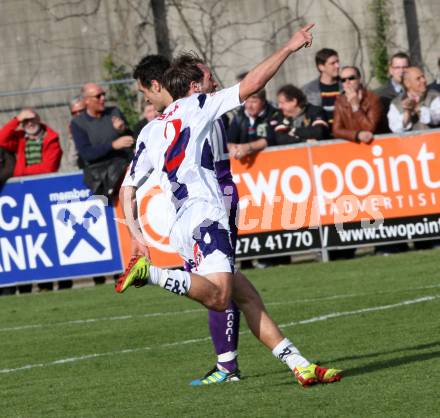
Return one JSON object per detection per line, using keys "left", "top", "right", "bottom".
{"left": 239, "top": 23, "right": 314, "bottom": 102}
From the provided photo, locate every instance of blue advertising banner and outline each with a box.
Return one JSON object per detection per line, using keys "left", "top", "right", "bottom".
{"left": 0, "top": 172, "right": 123, "bottom": 287}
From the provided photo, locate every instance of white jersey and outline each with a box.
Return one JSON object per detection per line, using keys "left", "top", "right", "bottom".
{"left": 125, "top": 83, "right": 241, "bottom": 232}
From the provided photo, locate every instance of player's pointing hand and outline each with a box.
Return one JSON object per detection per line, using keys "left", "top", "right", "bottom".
{"left": 287, "top": 23, "right": 315, "bottom": 52}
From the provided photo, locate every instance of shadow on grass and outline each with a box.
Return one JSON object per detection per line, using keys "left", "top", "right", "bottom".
{"left": 270, "top": 350, "right": 440, "bottom": 387}
{"left": 246, "top": 342, "right": 440, "bottom": 384}
{"left": 322, "top": 340, "right": 440, "bottom": 364}
{"left": 343, "top": 350, "right": 440, "bottom": 378}
{"left": 237, "top": 342, "right": 440, "bottom": 384}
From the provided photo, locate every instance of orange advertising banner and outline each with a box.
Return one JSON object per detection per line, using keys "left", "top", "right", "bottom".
{"left": 116, "top": 130, "right": 440, "bottom": 267}
{"left": 309, "top": 132, "right": 440, "bottom": 225}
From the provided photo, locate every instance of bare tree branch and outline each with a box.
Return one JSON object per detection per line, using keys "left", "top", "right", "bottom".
{"left": 328, "top": 0, "right": 365, "bottom": 72}
{"left": 35, "top": 0, "right": 102, "bottom": 22}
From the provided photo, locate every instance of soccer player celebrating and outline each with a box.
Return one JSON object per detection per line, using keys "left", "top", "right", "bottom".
{"left": 120, "top": 54, "right": 242, "bottom": 385}
{"left": 117, "top": 24, "right": 342, "bottom": 387}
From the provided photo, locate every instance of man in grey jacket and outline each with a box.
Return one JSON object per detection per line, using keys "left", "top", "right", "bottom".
{"left": 302, "top": 48, "right": 341, "bottom": 132}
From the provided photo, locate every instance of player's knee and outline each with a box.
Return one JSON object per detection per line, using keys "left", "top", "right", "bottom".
{"left": 204, "top": 272, "right": 232, "bottom": 311}
{"left": 208, "top": 291, "right": 230, "bottom": 312}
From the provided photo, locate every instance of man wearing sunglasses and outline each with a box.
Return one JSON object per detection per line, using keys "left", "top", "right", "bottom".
{"left": 333, "top": 66, "right": 384, "bottom": 144}
{"left": 71, "top": 82, "right": 134, "bottom": 199}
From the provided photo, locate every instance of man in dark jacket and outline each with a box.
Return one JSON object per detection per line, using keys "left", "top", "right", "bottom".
{"left": 270, "top": 84, "right": 329, "bottom": 144}
{"left": 71, "top": 83, "right": 134, "bottom": 198}
{"left": 375, "top": 52, "right": 410, "bottom": 115}
{"left": 227, "top": 89, "right": 276, "bottom": 162}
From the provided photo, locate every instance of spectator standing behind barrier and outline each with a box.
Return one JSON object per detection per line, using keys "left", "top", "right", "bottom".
{"left": 375, "top": 52, "right": 410, "bottom": 115}
{"left": 71, "top": 83, "right": 134, "bottom": 286}
{"left": 59, "top": 97, "right": 86, "bottom": 172}
{"left": 303, "top": 56, "right": 356, "bottom": 261}
{"left": 228, "top": 89, "right": 277, "bottom": 269}
{"left": 227, "top": 89, "right": 276, "bottom": 162}
{"left": 388, "top": 67, "right": 440, "bottom": 133}
{"left": 270, "top": 84, "right": 329, "bottom": 144}
{"left": 428, "top": 57, "right": 440, "bottom": 93}
{"left": 0, "top": 108, "right": 62, "bottom": 176}
{"left": 132, "top": 101, "right": 160, "bottom": 139}
{"left": 333, "top": 66, "right": 384, "bottom": 143}
{"left": 302, "top": 48, "right": 341, "bottom": 133}
{"left": 0, "top": 108, "right": 62, "bottom": 293}
{"left": 71, "top": 83, "right": 134, "bottom": 199}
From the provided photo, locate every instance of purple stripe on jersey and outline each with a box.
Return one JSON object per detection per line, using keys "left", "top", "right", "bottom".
{"left": 217, "top": 118, "right": 229, "bottom": 154}
{"left": 171, "top": 182, "right": 189, "bottom": 212}
{"left": 130, "top": 142, "right": 146, "bottom": 176}
{"left": 198, "top": 94, "right": 207, "bottom": 108}
{"left": 214, "top": 160, "right": 232, "bottom": 182}
{"left": 163, "top": 125, "right": 191, "bottom": 212}
{"left": 193, "top": 219, "right": 234, "bottom": 259}
{"left": 201, "top": 139, "right": 214, "bottom": 170}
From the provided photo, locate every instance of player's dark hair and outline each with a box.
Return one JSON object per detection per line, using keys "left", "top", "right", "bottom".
{"left": 276, "top": 84, "right": 307, "bottom": 108}
{"left": 172, "top": 51, "right": 204, "bottom": 71}
{"left": 315, "top": 48, "right": 338, "bottom": 70}
{"left": 133, "top": 55, "right": 171, "bottom": 88}
{"left": 163, "top": 53, "right": 204, "bottom": 100}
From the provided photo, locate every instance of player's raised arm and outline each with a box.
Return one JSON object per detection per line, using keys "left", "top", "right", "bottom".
{"left": 239, "top": 23, "right": 314, "bottom": 102}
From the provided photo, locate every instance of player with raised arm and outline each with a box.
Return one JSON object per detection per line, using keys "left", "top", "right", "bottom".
{"left": 119, "top": 54, "right": 242, "bottom": 384}
{"left": 117, "top": 24, "right": 342, "bottom": 387}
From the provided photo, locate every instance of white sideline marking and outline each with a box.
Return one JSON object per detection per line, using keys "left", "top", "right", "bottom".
{"left": 1, "top": 283, "right": 439, "bottom": 334}
{"left": 278, "top": 295, "right": 439, "bottom": 328}
{"left": 1, "top": 294, "right": 438, "bottom": 375}
{"left": 0, "top": 308, "right": 203, "bottom": 332}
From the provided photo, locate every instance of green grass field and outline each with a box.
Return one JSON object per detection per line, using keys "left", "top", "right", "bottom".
{"left": 1, "top": 250, "right": 440, "bottom": 418}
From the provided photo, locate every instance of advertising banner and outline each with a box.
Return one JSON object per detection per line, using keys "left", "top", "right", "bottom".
{"left": 0, "top": 173, "right": 123, "bottom": 287}
{"left": 117, "top": 130, "right": 440, "bottom": 265}
{"left": 229, "top": 145, "right": 321, "bottom": 258}
{"left": 310, "top": 131, "right": 440, "bottom": 247}
{"left": 7, "top": 131, "right": 435, "bottom": 281}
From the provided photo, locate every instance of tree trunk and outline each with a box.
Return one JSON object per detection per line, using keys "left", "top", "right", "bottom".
{"left": 151, "top": 0, "right": 172, "bottom": 60}
{"left": 403, "top": 0, "right": 422, "bottom": 67}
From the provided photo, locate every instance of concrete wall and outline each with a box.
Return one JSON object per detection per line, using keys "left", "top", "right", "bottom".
{"left": 0, "top": 0, "right": 439, "bottom": 145}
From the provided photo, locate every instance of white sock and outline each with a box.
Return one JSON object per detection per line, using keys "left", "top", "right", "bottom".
{"left": 148, "top": 266, "right": 191, "bottom": 296}
{"left": 272, "top": 338, "right": 310, "bottom": 369}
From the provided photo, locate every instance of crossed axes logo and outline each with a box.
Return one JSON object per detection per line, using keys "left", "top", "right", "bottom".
{"left": 56, "top": 205, "right": 106, "bottom": 257}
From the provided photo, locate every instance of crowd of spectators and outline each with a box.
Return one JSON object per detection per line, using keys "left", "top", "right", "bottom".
{"left": 1, "top": 49, "right": 440, "bottom": 294}
{"left": 225, "top": 49, "right": 440, "bottom": 161}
